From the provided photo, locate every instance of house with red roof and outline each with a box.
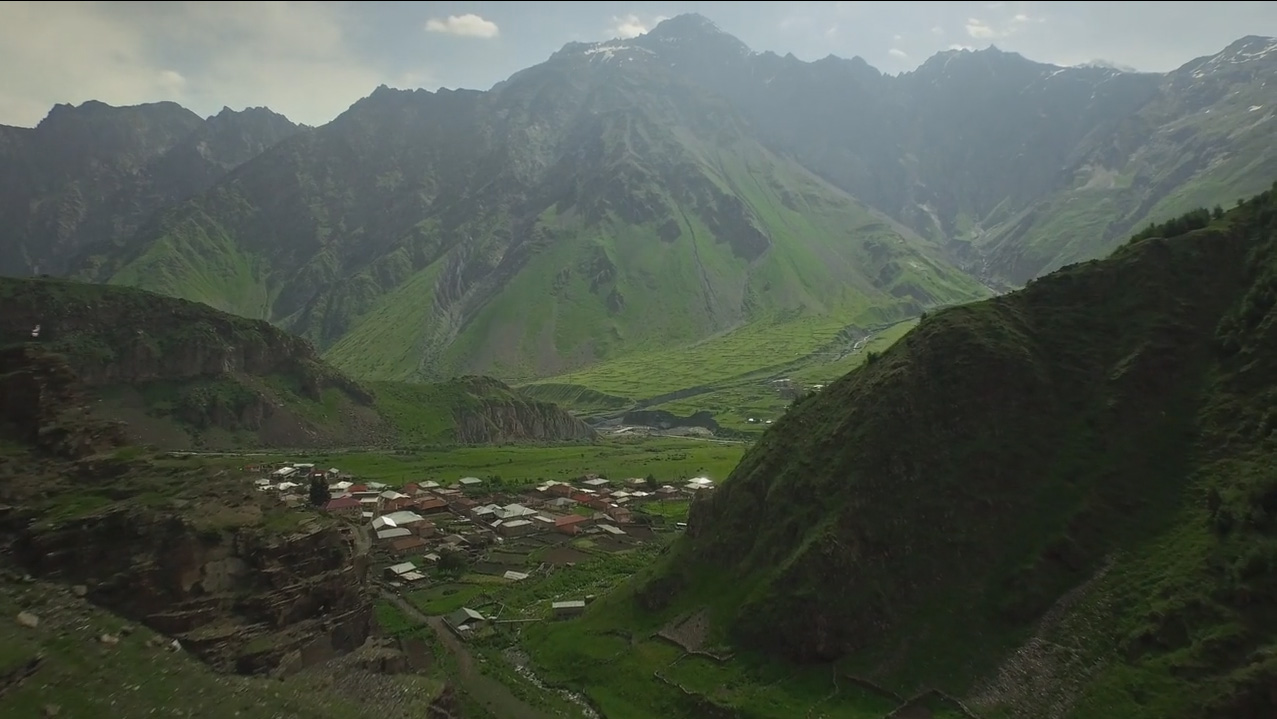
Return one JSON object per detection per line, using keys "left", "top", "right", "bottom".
{"left": 417, "top": 497, "right": 449, "bottom": 514}
{"left": 322, "top": 497, "right": 361, "bottom": 519}
{"left": 554, "top": 514, "right": 591, "bottom": 535}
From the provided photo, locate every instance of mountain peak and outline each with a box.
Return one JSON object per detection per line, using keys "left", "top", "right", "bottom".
{"left": 635, "top": 13, "right": 751, "bottom": 61}
{"left": 1175, "top": 34, "right": 1277, "bottom": 79}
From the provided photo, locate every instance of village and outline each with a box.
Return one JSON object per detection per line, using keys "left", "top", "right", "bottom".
{"left": 250, "top": 462, "right": 715, "bottom": 637}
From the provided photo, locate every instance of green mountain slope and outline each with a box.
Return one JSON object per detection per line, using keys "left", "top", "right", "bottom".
{"left": 0, "top": 102, "right": 301, "bottom": 278}
{"left": 0, "top": 277, "right": 593, "bottom": 448}
{"left": 101, "top": 42, "right": 987, "bottom": 382}
{"left": 973, "top": 37, "right": 1277, "bottom": 282}
{"left": 650, "top": 17, "right": 1277, "bottom": 285}
{"left": 535, "top": 185, "right": 1277, "bottom": 718}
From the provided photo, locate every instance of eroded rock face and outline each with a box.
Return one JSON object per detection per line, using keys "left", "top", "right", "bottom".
{"left": 0, "top": 346, "right": 128, "bottom": 457}
{"left": 12, "top": 509, "right": 372, "bottom": 675}
{"left": 454, "top": 400, "right": 596, "bottom": 443}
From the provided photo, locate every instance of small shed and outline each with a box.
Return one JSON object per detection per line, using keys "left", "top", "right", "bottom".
{"left": 446, "top": 607, "right": 485, "bottom": 631}
{"left": 383, "top": 562, "right": 416, "bottom": 580}
{"left": 551, "top": 600, "right": 586, "bottom": 618}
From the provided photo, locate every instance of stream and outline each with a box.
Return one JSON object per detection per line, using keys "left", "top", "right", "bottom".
{"left": 502, "top": 647, "right": 601, "bottom": 719}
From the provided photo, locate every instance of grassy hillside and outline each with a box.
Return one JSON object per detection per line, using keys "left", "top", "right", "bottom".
{"left": 0, "top": 277, "right": 591, "bottom": 449}
{"left": 527, "top": 184, "right": 1277, "bottom": 718}
{"left": 974, "top": 41, "right": 1277, "bottom": 283}
{"left": 316, "top": 113, "right": 988, "bottom": 382}
{"left": 101, "top": 47, "right": 987, "bottom": 386}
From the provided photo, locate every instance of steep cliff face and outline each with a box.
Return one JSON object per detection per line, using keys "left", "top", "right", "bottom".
{"left": 9, "top": 506, "right": 372, "bottom": 675}
{"left": 454, "top": 399, "right": 596, "bottom": 444}
{"left": 0, "top": 344, "right": 129, "bottom": 457}
{"left": 372, "top": 374, "right": 597, "bottom": 445}
{"left": 449, "top": 375, "right": 596, "bottom": 444}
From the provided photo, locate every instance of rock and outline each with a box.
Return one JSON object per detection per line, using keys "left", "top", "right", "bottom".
{"left": 16, "top": 611, "right": 39, "bottom": 628}
{"left": 99, "top": 633, "right": 120, "bottom": 645}
{"left": 120, "top": 624, "right": 135, "bottom": 635}
{"left": 169, "top": 639, "right": 182, "bottom": 652}
{"left": 72, "top": 584, "right": 88, "bottom": 597}
{"left": 42, "top": 704, "right": 60, "bottom": 717}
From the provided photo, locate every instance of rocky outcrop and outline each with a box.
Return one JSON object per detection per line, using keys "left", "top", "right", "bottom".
{"left": 0, "top": 278, "right": 391, "bottom": 448}
{"left": 445, "top": 375, "right": 597, "bottom": 444}
{"left": 0, "top": 277, "right": 370, "bottom": 403}
{"left": 455, "top": 399, "right": 596, "bottom": 443}
{"left": 10, "top": 508, "right": 372, "bottom": 675}
{"left": 0, "top": 345, "right": 128, "bottom": 457}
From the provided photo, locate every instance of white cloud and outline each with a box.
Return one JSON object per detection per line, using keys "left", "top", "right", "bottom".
{"left": 948, "top": 43, "right": 976, "bottom": 51}
{"left": 0, "top": 1, "right": 393, "bottom": 127}
{"left": 965, "top": 18, "right": 998, "bottom": 39}
{"left": 888, "top": 48, "right": 908, "bottom": 59}
{"left": 1013, "top": 13, "right": 1030, "bottom": 23}
{"left": 893, "top": 33, "right": 903, "bottom": 41}
{"left": 931, "top": 25, "right": 944, "bottom": 36}
{"left": 425, "top": 13, "right": 499, "bottom": 39}
{"left": 609, "top": 13, "right": 667, "bottom": 39}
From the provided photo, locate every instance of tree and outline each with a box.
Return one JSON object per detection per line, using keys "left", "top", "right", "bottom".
{"left": 308, "top": 476, "right": 331, "bottom": 506}
{"left": 439, "top": 548, "right": 468, "bottom": 575}
{"left": 644, "top": 473, "right": 658, "bottom": 490}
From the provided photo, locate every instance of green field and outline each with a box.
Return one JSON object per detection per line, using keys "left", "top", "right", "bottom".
{"left": 240, "top": 436, "right": 746, "bottom": 486}
{"left": 526, "top": 316, "right": 921, "bottom": 435}
{"left": 544, "top": 316, "right": 856, "bottom": 400}
{"left": 645, "top": 318, "right": 921, "bottom": 432}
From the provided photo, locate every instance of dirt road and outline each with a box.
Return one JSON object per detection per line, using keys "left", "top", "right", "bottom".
{"left": 382, "top": 592, "right": 555, "bottom": 719}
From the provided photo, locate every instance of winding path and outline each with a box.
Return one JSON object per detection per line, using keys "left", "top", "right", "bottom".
{"left": 381, "top": 591, "right": 555, "bottom": 719}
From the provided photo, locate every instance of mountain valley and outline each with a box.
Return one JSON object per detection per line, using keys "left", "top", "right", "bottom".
{"left": 4, "top": 16, "right": 1273, "bottom": 416}
{"left": 2, "top": 9, "right": 1277, "bottom": 719}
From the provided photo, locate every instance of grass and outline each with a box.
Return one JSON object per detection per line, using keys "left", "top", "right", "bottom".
{"left": 109, "top": 208, "right": 274, "bottom": 321}
{"left": 639, "top": 500, "right": 691, "bottom": 523}
{"left": 524, "top": 314, "right": 921, "bottom": 436}
{"left": 550, "top": 315, "right": 882, "bottom": 401}
{"left": 0, "top": 580, "right": 438, "bottom": 719}
{"left": 323, "top": 260, "right": 445, "bottom": 380}
{"left": 250, "top": 436, "right": 746, "bottom": 487}
{"left": 520, "top": 581, "right": 902, "bottom": 719}
{"left": 408, "top": 583, "right": 494, "bottom": 615}
{"left": 517, "top": 383, "right": 635, "bottom": 414}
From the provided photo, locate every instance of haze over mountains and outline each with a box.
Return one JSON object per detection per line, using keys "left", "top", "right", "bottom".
{"left": 1, "top": 14, "right": 1274, "bottom": 383}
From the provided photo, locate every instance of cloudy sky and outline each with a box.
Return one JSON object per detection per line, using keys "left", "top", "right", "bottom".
{"left": 2, "top": 1, "right": 1274, "bottom": 128}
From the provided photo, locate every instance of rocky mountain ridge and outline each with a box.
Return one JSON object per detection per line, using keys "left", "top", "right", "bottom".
{"left": 0, "top": 15, "right": 1273, "bottom": 385}
{"left": 0, "top": 102, "right": 301, "bottom": 277}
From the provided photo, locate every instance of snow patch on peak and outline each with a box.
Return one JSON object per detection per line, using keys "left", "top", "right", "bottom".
{"left": 580, "top": 43, "right": 654, "bottom": 63}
